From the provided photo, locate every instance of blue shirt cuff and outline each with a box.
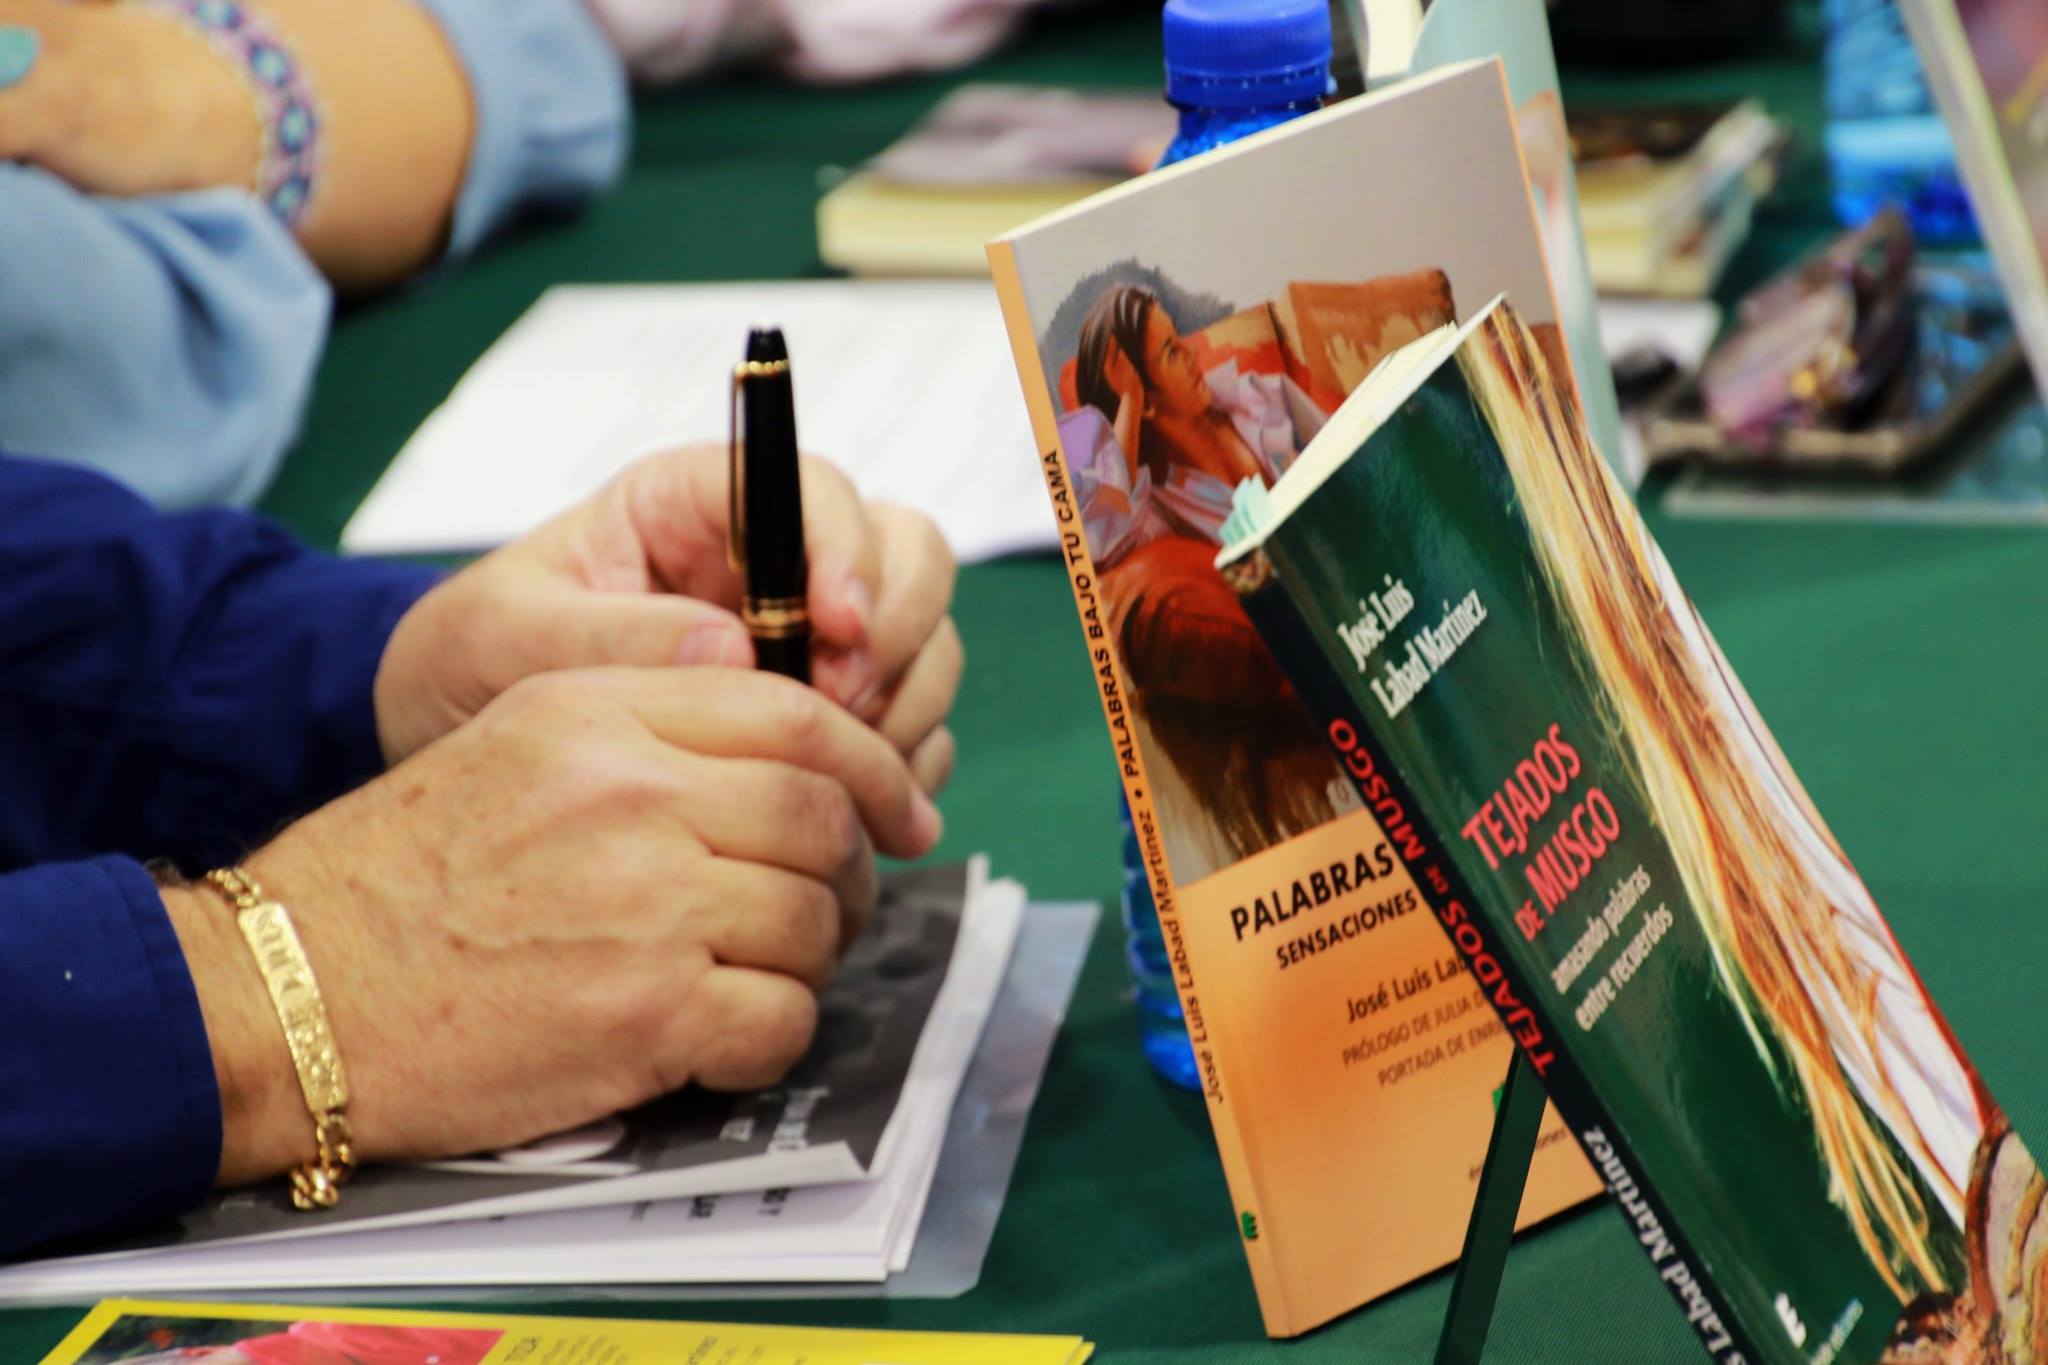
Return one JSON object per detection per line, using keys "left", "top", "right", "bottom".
{"left": 415, "top": 0, "right": 630, "bottom": 259}
{"left": 0, "top": 857, "right": 220, "bottom": 1256}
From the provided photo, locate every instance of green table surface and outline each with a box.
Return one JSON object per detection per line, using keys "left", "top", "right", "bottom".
{"left": 12, "top": 9, "right": 2048, "bottom": 1362}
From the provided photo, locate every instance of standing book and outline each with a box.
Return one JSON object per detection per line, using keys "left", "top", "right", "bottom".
{"left": 987, "top": 59, "right": 1600, "bottom": 1337}
{"left": 1217, "top": 294, "right": 2048, "bottom": 1363}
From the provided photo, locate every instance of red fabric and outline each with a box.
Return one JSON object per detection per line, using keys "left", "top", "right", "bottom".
{"left": 1106, "top": 535, "right": 1287, "bottom": 704}
{"left": 230, "top": 1321, "right": 500, "bottom": 1365}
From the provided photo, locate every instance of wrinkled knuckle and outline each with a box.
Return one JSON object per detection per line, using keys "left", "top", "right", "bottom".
{"left": 764, "top": 676, "right": 832, "bottom": 746}
{"left": 786, "top": 774, "right": 861, "bottom": 865}
{"left": 499, "top": 668, "right": 591, "bottom": 720}
{"left": 785, "top": 880, "right": 843, "bottom": 986}
{"left": 586, "top": 975, "right": 674, "bottom": 1057}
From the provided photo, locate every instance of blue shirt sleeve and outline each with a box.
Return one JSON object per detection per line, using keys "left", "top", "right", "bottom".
{"left": 0, "top": 856, "right": 222, "bottom": 1257}
{"left": 0, "top": 453, "right": 441, "bottom": 1254}
{"left": 0, "top": 452, "right": 439, "bottom": 872}
{"left": 0, "top": 165, "right": 332, "bottom": 511}
{"left": 418, "top": 0, "right": 631, "bottom": 259}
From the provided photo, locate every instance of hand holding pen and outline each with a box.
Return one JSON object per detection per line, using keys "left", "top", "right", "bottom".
{"left": 715, "top": 326, "right": 963, "bottom": 792}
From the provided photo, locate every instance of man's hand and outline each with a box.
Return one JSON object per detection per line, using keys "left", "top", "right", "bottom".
{"left": 375, "top": 446, "right": 962, "bottom": 794}
{"left": 166, "top": 666, "right": 942, "bottom": 1183}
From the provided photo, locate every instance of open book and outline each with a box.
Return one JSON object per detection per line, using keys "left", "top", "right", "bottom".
{"left": 1218, "top": 295, "right": 2048, "bottom": 1363}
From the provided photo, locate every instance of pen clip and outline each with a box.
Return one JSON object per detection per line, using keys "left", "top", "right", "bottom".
{"left": 728, "top": 363, "right": 748, "bottom": 576}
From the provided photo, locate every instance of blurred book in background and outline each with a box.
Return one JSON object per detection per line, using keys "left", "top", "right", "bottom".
{"left": 1571, "top": 99, "right": 1782, "bottom": 298}
{"left": 817, "top": 84, "right": 1174, "bottom": 277}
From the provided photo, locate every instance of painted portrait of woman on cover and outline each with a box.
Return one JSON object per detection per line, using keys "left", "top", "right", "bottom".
{"left": 1050, "top": 272, "right": 1358, "bottom": 884}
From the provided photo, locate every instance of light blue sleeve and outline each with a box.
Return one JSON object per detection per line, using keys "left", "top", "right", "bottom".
{"left": 0, "top": 164, "right": 331, "bottom": 510}
{"left": 419, "top": 0, "right": 631, "bottom": 258}
{"left": 0, "top": 0, "right": 623, "bottom": 511}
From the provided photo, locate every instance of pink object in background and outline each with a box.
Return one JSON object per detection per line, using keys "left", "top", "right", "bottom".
{"left": 584, "top": 0, "right": 1050, "bottom": 84}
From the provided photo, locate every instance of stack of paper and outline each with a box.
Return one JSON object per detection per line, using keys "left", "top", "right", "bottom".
{"left": 0, "top": 863, "right": 1025, "bottom": 1297}
{"left": 342, "top": 282, "right": 1055, "bottom": 564}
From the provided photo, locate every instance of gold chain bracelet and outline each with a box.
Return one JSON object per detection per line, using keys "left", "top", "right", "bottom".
{"left": 204, "top": 867, "right": 356, "bottom": 1210}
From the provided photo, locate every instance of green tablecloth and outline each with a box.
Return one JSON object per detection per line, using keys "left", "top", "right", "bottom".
{"left": 11, "top": 9, "right": 2048, "bottom": 1361}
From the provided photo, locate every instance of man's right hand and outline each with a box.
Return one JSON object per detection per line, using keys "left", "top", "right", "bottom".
{"left": 162, "top": 666, "right": 942, "bottom": 1187}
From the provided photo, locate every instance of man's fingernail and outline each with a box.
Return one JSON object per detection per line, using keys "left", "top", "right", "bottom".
{"left": 911, "top": 791, "right": 944, "bottom": 849}
{"left": 677, "top": 625, "right": 745, "bottom": 666}
{"left": 0, "top": 28, "right": 39, "bottom": 91}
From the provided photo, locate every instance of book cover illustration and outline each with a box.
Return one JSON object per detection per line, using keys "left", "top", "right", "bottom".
{"left": 1224, "top": 297, "right": 2046, "bottom": 1363}
{"left": 988, "top": 60, "right": 1601, "bottom": 1336}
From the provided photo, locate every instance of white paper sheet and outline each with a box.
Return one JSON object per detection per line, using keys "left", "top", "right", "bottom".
{"left": 342, "top": 281, "right": 1055, "bottom": 564}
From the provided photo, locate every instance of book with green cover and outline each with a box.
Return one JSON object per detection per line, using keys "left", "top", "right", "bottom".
{"left": 1218, "top": 296, "right": 2048, "bottom": 1363}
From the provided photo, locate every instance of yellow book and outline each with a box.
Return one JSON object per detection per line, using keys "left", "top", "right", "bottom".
{"left": 41, "top": 1299, "right": 1093, "bottom": 1365}
{"left": 815, "top": 84, "right": 1173, "bottom": 279}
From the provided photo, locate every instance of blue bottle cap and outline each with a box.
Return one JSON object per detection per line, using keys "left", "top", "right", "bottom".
{"left": 1162, "top": 0, "right": 1331, "bottom": 110}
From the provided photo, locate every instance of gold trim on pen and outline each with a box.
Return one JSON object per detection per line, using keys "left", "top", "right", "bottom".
{"left": 743, "top": 596, "right": 811, "bottom": 636}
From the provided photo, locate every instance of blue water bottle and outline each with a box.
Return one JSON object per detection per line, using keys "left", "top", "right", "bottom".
{"left": 1157, "top": 0, "right": 1332, "bottom": 168}
{"left": 1823, "top": 0, "right": 1976, "bottom": 241}
{"left": 1120, "top": 0, "right": 1332, "bottom": 1093}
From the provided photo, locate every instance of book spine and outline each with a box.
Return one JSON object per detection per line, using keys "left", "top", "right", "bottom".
{"left": 1228, "top": 552, "right": 1765, "bottom": 1364}
{"left": 985, "top": 240, "right": 1294, "bottom": 1333}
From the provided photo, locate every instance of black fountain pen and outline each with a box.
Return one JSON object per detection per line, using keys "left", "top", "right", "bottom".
{"left": 729, "top": 326, "right": 811, "bottom": 682}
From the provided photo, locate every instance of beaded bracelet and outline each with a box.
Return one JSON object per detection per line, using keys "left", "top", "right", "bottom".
{"left": 135, "top": 0, "right": 320, "bottom": 226}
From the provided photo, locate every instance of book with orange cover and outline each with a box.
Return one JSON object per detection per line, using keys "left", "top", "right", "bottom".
{"left": 986, "top": 60, "right": 1602, "bottom": 1337}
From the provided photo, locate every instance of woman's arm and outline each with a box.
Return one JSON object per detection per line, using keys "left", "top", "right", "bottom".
{"left": 0, "top": 165, "right": 330, "bottom": 509}
{"left": 1102, "top": 342, "right": 1149, "bottom": 484}
{"left": 0, "top": 0, "right": 625, "bottom": 292}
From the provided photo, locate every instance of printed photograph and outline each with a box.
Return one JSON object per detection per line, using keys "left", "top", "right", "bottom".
{"left": 70, "top": 1309, "right": 501, "bottom": 1364}
{"left": 1463, "top": 301, "right": 2044, "bottom": 1362}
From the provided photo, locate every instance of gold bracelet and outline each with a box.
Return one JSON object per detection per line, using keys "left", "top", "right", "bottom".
{"left": 204, "top": 867, "right": 356, "bottom": 1210}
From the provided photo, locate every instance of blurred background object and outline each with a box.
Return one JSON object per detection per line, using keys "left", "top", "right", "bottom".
{"left": 1550, "top": 0, "right": 1788, "bottom": 64}
{"left": 1572, "top": 99, "right": 1783, "bottom": 297}
{"left": 817, "top": 85, "right": 1174, "bottom": 277}
{"left": 1823, "top": 0, "right": 1977, "bottom": 240}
